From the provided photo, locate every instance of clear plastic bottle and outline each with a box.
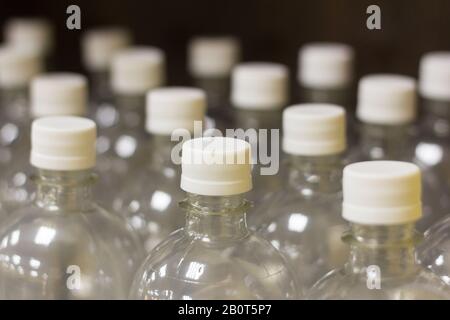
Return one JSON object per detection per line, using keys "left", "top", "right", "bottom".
{"left": 113, "top": 87, "right": 206, "bottom": 252}
{"left": 308, "top": 161, "right": 450, "bottom": 300}
{"left": 230, "top": 63, "right": 288, "bottom": 210}
{"left": 349, "top": 74, "right": 449, "bottom": 231}
{"left": 95, "top": 47, "right": 166, "bottom": 207}
{"left": 0, "top": 116, "right": 144, "bottom": 299}
{"left": 4, "top": 18, "right": 54, "bottom": 69}
{"left": 416, "top": 52, "right": 450, "bottom": 286}
{"left": 252, "top": 105, "right": 348, "bottom": 294}
{"left": 0, "top": 73, "right": 86, "bottom": 213}
{"left": 130, "top": 137, "right": 298, "bottom": 300}
{"left": 188, "top": 36, "right": 240, "bottom": 130}
{"left": 297, "top": 43, "right": 356, "bottom": 140}
{"left": 81, "top": 28, "right": 131, "bottom": 119}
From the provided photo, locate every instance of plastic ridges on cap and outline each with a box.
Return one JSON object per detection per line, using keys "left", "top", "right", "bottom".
{"left": 31, "top": 116, "right": 97, "bottom": 171}
{"left": 0, "top": 45, "right": 42, "bottom": 89}
{"left": 342, "top": 161, "right": 422, "bottom": 225}
{"left": 298, "top": 42, "right": 354, "bottom": 89}
{"left": 419, "top": 52, "right": 450, "bottom": 102}
{"left": 146, "top": 87, "right": 206, "bottom": 135}
{"left": 111, "top": 46, "right": 166, "bottom": 95}
{"left": 31, "top": 73, "right": 88, "bottom": 118}
{"left": 181, "top": 137, "right": 252, "bottom": 196}
{"left": 188, "top": 36, "right": 240, "bottom": 78}
{"left": 231, "top": 62, "right": 289, "bottom": 110}
{"left": 357, "top": 74, "right": 417, "bottom": 125}
{"left": 82, "top": 27, "right": 131, "bottom": 72}
{"left": 283, "top": 104, "right": 346, "bottom": 156}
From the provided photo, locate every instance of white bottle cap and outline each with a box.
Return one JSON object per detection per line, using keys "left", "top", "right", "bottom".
{"left": 419, "top": 52, "right": 450, "bottom": 102}
{"left": 146, "top": 87, "right": 206, "bottom": 135}
{"left": 0, "top": 45, "right": 42, "bottom": 89}
{"left": 4, "top": 18, "right": 53, "bottom": 57}
{"left": 343, "top": 161, "right": 422, "bottom": 225}
{"left": 188, "top": 36, "right": 240, "bottom": 78}
{"left": 231, "top": 62, "right": 289, "bottom": 110}
{"left": 357, "top": 74, "right": 417, "bottom": 125}
{"left": 31, "top": 73, "right": 88, "bottom": 118}
{"left": 181, "top": 137, "right": 252, "bottom": 196}
{"left": 283, "top": 104, "right": 346, "bottom": 156}
{"left": 31, "top": 116, "right": 97, "bottom": 171}
{"left": 298, "top": 42, "right": 354, "bottom": 89}
{"left": 82, "top": 28, "right": 131, "bottom": 72}
{"left": 111, "top": 46, "right": 165, "bottom": 95}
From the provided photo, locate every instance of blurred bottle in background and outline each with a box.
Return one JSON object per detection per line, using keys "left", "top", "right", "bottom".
{"left": 3, "top": 18, "right": 54, "bottom": 69}
{"left": 0, "top": 73, "right": 87, "bottom": 213}
{"left": 230, "top": 62, "right": 288, "bottom": 210}
{"left": 113, "top": 87, "right": 206, "bottom": 252}
{"left": 130, "top": 137, "right": 298, "bottom": 300}
{"left": 416, "top": 52, "right": 450, "bottom": 287}
{"left": 349, "top": 74, "right": 449, "bottom": 231}
{"left": 95, "top": 46, "right": 165, "bottom": 207}
{"left": 308, "top": 161, "right": 450, "bottom": 300}
{"left": 0, "top": 116, "right": 144, "bottom": 299}
{"left": 252, "top": 104, "right": 348, "bottom": 295}
{"left": 188, "top": 36, "right": 240, "bottom": 130}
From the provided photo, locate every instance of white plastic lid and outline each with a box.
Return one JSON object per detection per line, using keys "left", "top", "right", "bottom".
{"left": 298, "top": 42, "right": 354, "bottom": 89}
{"left": 231, "top": 62, "right": 289, "bottom": 110}
{"left": 419, "top": 52, "right": 450, "bottom": 102}
{"left": 0, "top": 45, "right": 42, "bottom": 89}
{"left": 111, "top": 46, "right": 165, "bottom": 95}
{"left": 31, "top": 73, "right": 88, "bottom": 118}
{"left": 181, "top": 137, "right": 252, "bottom": 196}
{"left": 31, "top": 116, "right": 97, "bottom": 171}
{"left": 4, "top": 18, "right": 53, "bottom": 56}
{"left": 343, "top": 161, "right": 422, "bottom": 225}
{"left": 82, "top": 28, "right": 131, "bottom": 72}
{"left": 146, "top": 87, "right": 206, "bottom": 135}
{"left": 283, "top": 104, "right": 346, "bottom": 156}
{"left": 188, "top": 36, "right": 240, "bottom": 78}
{"left": 357, "top": 74, "right": 417, "bottom": 125}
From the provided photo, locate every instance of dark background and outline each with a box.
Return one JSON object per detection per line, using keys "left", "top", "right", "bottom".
{"left": 1, "top": 0, "right": 449, "bottom": 85}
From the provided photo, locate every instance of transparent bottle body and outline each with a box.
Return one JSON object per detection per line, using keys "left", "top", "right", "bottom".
{"left": 0, "top": 169, "right": 144, "bottom": 299}
{"left": 308, "top": 224, "right": 450, "bottom": 300}
{"left": 252, "top": 155, "right": 348, "bottom": 294}
{"left": 113, "top": 136, "right": 185, "bottom": 253}
{"left": 0, "top": 87, "right": 33, "bottom": 213}
{"left": 230, "top": 108, "right": 282, "bottom": 212}
{"left": 130, "top": 193, "right": 298, "bottom": 300}
{"left": 95, "top": 94, "right": 147, "bottom": 208}
{"left": 348, "top": 123, "right": 450, "bottom": 231}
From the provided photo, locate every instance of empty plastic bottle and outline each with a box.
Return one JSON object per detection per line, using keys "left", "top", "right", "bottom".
{"left": 188, "top": 36, "right": 240, "bottom": 129}
{"left": 349, "top": 74, "right": 449, "bottom": 231}
{"left": 113, "top": 87, "right": 206, "bottom": 252}
{"left": 308, "top": 161, "right": 450, "bottom": 300}
{"left": 0, "top": 116, "right": 144, "bottom": 299}
{"left": 130, "top": 137, "right": 298, "bottom": 299}
{"left": 252, "top": 104, "right": 348, "bottom": 294}
{"left": 0, "top": 73, "right": 86, "bottom": 212}
{"left": 230, "top": 62, "right": 288, "bottom": 209}
{"left": 3, "top": 18, "right": 54, "bottom": 69}
{"left": 95, "top": 47, "right": 166, "bottom": 207}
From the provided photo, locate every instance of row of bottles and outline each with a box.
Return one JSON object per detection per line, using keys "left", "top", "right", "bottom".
{"left": 0, "top": 18, "right": 449, "bottom": 299}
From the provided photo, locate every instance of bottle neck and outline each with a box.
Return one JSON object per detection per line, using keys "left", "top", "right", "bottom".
{"left": 233, "top": 108, "right": 282, "bottom": 130}
{"left": 421, "top": 98, "right": 450, "bottom": 138}
{"left": 300, "top": 85, "right": 353, "bottom": 112}
{"left": 193, "top": 76, "right": 229, "bottom": 110}
{"left": 114, "top": 93, "right": 146, "bottom": 129}
{"left": 180, "top": 193, "right": 251, "bottom": 243}
{"left": 145, "top": 134, "right": 181, "bottom": 169}
{"left": 358, "top": 123, "right": 412, "bottom": 160}
{"left": 344, "top": 223, "right": 420, "bottom": 279}
{"left": 89, "top": 70, "right": 111, "bottom": 102}
{"left": 0, "top": 87, "right": 29, "bottom": 124}
{"left": 287, "top": 154, "right": 342, "bottom": 194}
{"left": 33, "top": 169, "right": 96, "bottom": 212}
